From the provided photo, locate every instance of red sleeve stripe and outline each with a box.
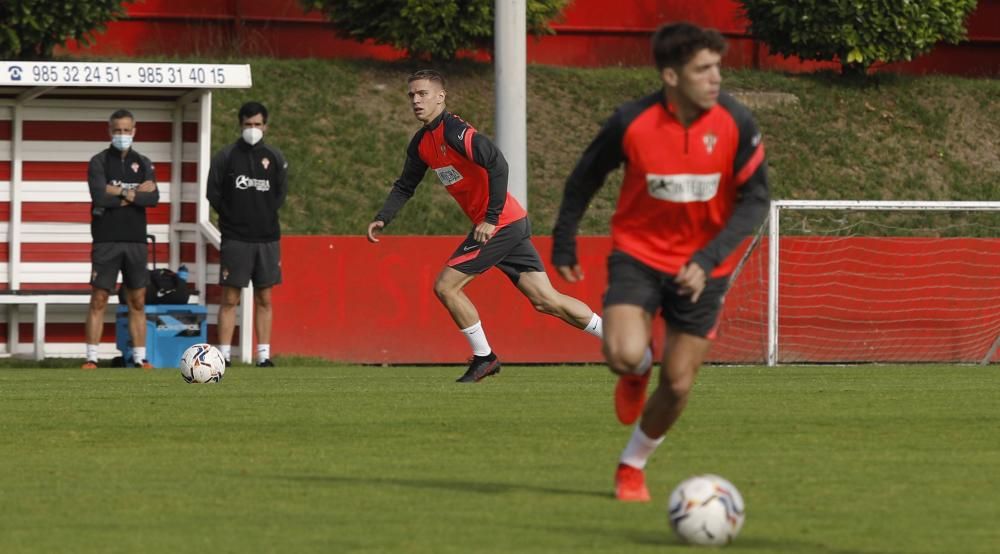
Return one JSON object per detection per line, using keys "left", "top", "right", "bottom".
{"left": 734, "top": 143, "right": 765, "bottom": 186}
{"left": 464, "top": 127, "right": 476, "bottom": 159}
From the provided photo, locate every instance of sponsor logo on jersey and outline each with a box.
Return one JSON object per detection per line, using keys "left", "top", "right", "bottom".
{"left": 434, "top": 165, "right": 464, "bottom": 187}
{"left": 703, "top": 132, "right": 717, "bottom": 154}
{"left": 261, "top": 157, "right": 270, "bottom": 170}
{"left": 113, "top": 180, "right": 141, "bottom": 190}
{"left": 457, "top": 128, "right": 466, "bottom": 141}
{"left": 131, "top": 162, "right": 140, "bottom": 173}
{"left": 235, "top": 175, "right": 271, "bottom": 191}
{"left": 646, "top": 173, "right": 721, "bottom": 202}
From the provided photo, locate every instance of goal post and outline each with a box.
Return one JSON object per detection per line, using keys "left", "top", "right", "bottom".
{"left": 714, "top": 200, "right": 1000, "bottom": 366}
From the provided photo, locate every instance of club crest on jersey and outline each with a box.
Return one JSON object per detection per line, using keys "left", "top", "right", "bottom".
{"left": 131, "top": 162, "right": 140, "bottom": 173}
{"left": 434, "top": 165, "right": 463, "bottom": 187}
{"left": 261, "top": 157, "right": 270, "bottom": 170}
{"left": 703, "top": 132, "right": 718, "bottom": 154}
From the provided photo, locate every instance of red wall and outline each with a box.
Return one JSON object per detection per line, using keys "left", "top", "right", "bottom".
{"left": 63, "top": 0, "right": 1000, "bottom": 76}
{"left": 271, "top": 236, "right": 1000, "bottom": 365}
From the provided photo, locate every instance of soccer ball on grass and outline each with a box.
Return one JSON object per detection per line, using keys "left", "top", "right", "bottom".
{"left": 179, "top": 343, "right": 226, "bottom": 383}
{"left": 668, "top": 474, "right": 745, "bottom": 546}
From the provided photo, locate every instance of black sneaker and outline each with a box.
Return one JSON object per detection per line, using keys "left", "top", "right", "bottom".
{"left": 256, "top": 359, "right": 275, "bottom": 368}
{"left": 225, "top": 359, "right": 232, "bottom": 368}
{"left": 456, "top": 353, "right": 501, "bottom": 383}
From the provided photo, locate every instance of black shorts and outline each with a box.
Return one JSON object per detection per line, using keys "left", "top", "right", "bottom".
{"left": 219, "top": 239, "right": 282, "bottom": 288}
{"left": 90, "top": 242, "right": 149, "bottom": 291}
{"left": 91, "top": 242, "right": 149, "bottom": 292}
{"left": 447, "top": 217, "right": 544, "bottom": 283}
{"left": 604, "top": 251, "right": 729, "bottom": 339}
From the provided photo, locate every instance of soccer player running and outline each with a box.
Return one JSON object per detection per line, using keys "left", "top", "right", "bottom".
{"left": 552, "top": 23, "right": 769, "bottom": 501}
{"left": 368, "top": 70, "right": 648, "bottom": 383}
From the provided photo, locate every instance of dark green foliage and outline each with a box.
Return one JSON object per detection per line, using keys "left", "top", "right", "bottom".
{"left": 0, "top": 0, "right": 133, "bottom": 59}
{"left": 300, "top": 0, "right": 569, "bottom": 60}
{"left": 738, "top": 0, "right": 977, "bottom": 75}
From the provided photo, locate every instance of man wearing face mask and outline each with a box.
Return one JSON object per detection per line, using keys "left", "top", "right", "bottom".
{"left": 83, "top": 109, "right": 159, "bottom": 369}
{"left": 206, "top": 101, "right": 289, "bottom": 368}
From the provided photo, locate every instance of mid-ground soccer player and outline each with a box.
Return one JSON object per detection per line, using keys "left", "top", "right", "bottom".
{"left": 553, "top": 23, "right": 770, "bottom": 501}
{"left": 368, "top": 70, "right": 649, "bottom": 383}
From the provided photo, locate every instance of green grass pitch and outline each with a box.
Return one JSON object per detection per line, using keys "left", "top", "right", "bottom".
{"left": 0, "top": 363, "right": 997, "bottom": 553}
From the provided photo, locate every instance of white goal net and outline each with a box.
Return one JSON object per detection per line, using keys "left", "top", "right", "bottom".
{"left": 710, "top": 200, "right": 1000, "bottom": 366}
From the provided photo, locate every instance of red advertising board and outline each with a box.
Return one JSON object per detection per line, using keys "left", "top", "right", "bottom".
{"left": 270, "top": 236, "right": 1000, "bottom": 364}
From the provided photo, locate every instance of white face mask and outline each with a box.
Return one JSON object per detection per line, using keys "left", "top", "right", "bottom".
{"left": 111, "top": 134, "right": 133, "bottom": 151}
{"left": 242, "top": 127, "right": 263, "bottom": 145}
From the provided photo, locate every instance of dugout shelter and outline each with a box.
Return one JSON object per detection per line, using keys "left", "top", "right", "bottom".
{"left": 0, "top": 61, "right": 256, "bottom": 362}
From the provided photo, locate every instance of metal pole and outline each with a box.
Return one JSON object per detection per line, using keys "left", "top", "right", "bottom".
{"left": 494, "top": 0, "right": 528, "bottom": 209}
{"left": 981, "top": 333, "right": 1000, "bottom": 366}
{"left": 766, "top": 201, "right": 779, "bottom": 366}
{"left": 170, "top": 103, "right": 183, "bottom": 270}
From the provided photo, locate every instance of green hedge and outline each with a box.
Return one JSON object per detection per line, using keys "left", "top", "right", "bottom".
{"left": 0, "top": 0, "right": 131, "bottom": 59}
{"left": 300, "top": 0, "right": 569, "bottom": 60}
{"left": 738, "top": 0, "right": 977, "bottom": 74}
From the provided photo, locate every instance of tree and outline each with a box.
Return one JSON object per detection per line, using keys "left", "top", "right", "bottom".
{"left": 0, "top": 0, "right": 133, "bottom": 60}
{"left": 301, "top": 0, "right": 570, "bottom": 60}
{"left": 738, "top": 0, "right": 978, "bottom": 76}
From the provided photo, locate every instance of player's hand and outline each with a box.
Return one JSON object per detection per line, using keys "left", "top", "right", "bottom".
{"left": 555, "top": 264, "right": 585, "bottom": 283}
{"left": 675, "top": 262, "right": 708, "bottom": 303}
{"left": 473, "top": 222, "right": 496, "bottom": 244}
{"left": 366, "top": 220, "right": 385, "bottom": 243}
{"left": 137, "top": 181, "right": 156, "bottom": 192}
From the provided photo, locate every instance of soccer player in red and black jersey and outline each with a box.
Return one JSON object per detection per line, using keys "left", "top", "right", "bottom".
{"left": 553, "top": 23, "right": 770, "bottom": 501}
{"left": 368, "top": 70, "right": 640, "bottom": 383}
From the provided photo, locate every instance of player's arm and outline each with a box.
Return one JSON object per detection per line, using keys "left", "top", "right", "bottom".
{"left": 551, "top": 109, "right": 627, "bottom": 281}
{"left": 205, "top": 148, "right": 230, "bottom": 218}
{"left": 273, "top": 150, "right": 290, "bottom": 210}
{"left": 444, "top": 120, "right": 508, "bottom": 227}
{"left": 130, "top": 156, "right": 159, "bottom": 207}
{"left": 688, "top": 114, "right": 770, "bottom": 280}
{"left": 472, "top": 133, "right": 508, "bottom": 227}
{"left": 89, "top": 154, "right": 124, "bottom": 209}
{"left": 370, "top": 133, "right": 428, "bottom": 242}
{"left": 445, "top": 119, "right": 506, "bottom": 242}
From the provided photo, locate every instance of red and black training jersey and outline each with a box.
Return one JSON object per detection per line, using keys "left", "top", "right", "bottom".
{"left": 375, "top": 111, "right": 527, "bottom": 228}
{"left": 553, "top": 91, "right": 769, "bottom": 277}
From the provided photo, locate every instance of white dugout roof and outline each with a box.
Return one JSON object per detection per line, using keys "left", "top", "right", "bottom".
{"left": 0, "top": 61, "right": 257, "bottom": 361}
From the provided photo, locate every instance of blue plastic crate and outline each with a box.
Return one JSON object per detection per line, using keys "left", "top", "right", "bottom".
{"left": 116, "top": 304, "right": 207, "bottom": 368}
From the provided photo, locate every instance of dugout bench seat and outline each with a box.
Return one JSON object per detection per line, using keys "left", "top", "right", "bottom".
{"left": 0, "top": 290, "right": 110, "bottom": 361}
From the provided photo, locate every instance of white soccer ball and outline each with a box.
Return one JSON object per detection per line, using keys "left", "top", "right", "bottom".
{"left": 668, "top": 474, "right": 746, "bottom": 546}
{"left": 179, "top": 343, "right": 226, "bottom": 383}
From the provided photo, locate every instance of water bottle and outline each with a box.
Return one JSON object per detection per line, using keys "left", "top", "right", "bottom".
{"left": 177, "top": 265, "right": 189, "bottom": 282}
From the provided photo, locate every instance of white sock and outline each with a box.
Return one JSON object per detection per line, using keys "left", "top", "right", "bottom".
{"left": 583, "top": 312, "right": 650, "bottom": 375}
{"left": 257, "top": 344, "right": 270, "bottom": 362}
{"left": 133, "top": 346, "right": 146, "bottom": 364}
{"left": 219, "top": 344, "right": 232, "bottom": 361}
{"left": 583, "top": 313, "right": 602, "bottom": 338}
{"left": 619, "top": 426, "right": 665, "bottom": 470}
{"left": 86, "top": 344, "right": 99, "bottom": 362}
{"left": 460, "top": 321, "right": 492, "bottom": 357}
{"left": 637, "top": 347, "right": 653, "bottom": 375}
